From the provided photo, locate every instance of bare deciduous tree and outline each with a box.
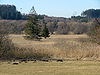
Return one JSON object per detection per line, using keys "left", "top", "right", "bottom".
{"left": 88, "top": 18, "right": 100, "bottom": 44}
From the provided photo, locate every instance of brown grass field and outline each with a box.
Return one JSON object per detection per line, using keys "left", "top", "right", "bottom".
{"left": 0, "top": 34, "right": 100, "bottom": 75}
{"left": 9, "top": 34, "right": 100, "bottom": 60}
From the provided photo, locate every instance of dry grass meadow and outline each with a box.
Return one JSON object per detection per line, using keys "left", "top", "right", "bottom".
{"left": 9, "top": 34, "right": 100, "bottom": 60}
{"left": 0, "top": 34, "right": 100, "bottom": 75}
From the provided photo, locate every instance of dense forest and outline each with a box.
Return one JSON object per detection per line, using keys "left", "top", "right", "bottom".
{"left": 81, "top": 9, "right": 100, "bottom": 18}
{"left": 0, "top": 5, "right": 22, "bottom": 20}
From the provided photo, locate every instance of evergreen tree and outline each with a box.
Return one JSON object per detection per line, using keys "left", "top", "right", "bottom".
{"left": 24, "top": 15, "right": 41, "bottom": 39}
{"left": 24, "top": 6, "right": 41, "bottom": 39}
{"left": 29, "top": 6, "right": 37, "bottom": 15}
{"left": 42, "top": 23, "right": 50, "bottom": 39}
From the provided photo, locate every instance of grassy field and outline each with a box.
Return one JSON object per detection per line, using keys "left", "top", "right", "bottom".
{"left": 9, "top": 34, "right": 100, "bottom": 59}
{"left": 0, "top": 34, "right": 100, "bottom": 75}
{"left": 0, "top": 61, "right": 100, "bottom": 75}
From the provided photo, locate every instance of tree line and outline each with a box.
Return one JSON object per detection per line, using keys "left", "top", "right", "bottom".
{"left": 81, "top": 9, "right": 100, "bottom": 18}
{"left": 1, "top": 5, "right": 100, "bottom": 20}
{"left": 0, "top": 5, "right": 22, "bottom": 20}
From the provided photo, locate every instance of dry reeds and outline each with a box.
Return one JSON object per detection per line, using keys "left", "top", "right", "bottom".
{"left": 9, "top": 34, "right": 100, "bottom": 60}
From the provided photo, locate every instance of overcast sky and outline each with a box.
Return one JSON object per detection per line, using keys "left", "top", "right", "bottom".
{"left": 0, "top": 0, "right": 100, "bottom": 17}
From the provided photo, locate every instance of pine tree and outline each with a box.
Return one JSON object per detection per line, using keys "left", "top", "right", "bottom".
{"left": 24, "top": 6, "right": 41, "bottom": 40}
{"left": 29, "top": 6, "right": 37, "bottom": 15}
{"left": 24, "top": 15, "right": 41, "bottom": 39}
{"left": 42, "top": 23, "right": 50, "bottom": 39}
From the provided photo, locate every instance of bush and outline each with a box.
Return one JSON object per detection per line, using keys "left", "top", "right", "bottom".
{"left": 0, "top": 24, "right": 15, "bottom": 59}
